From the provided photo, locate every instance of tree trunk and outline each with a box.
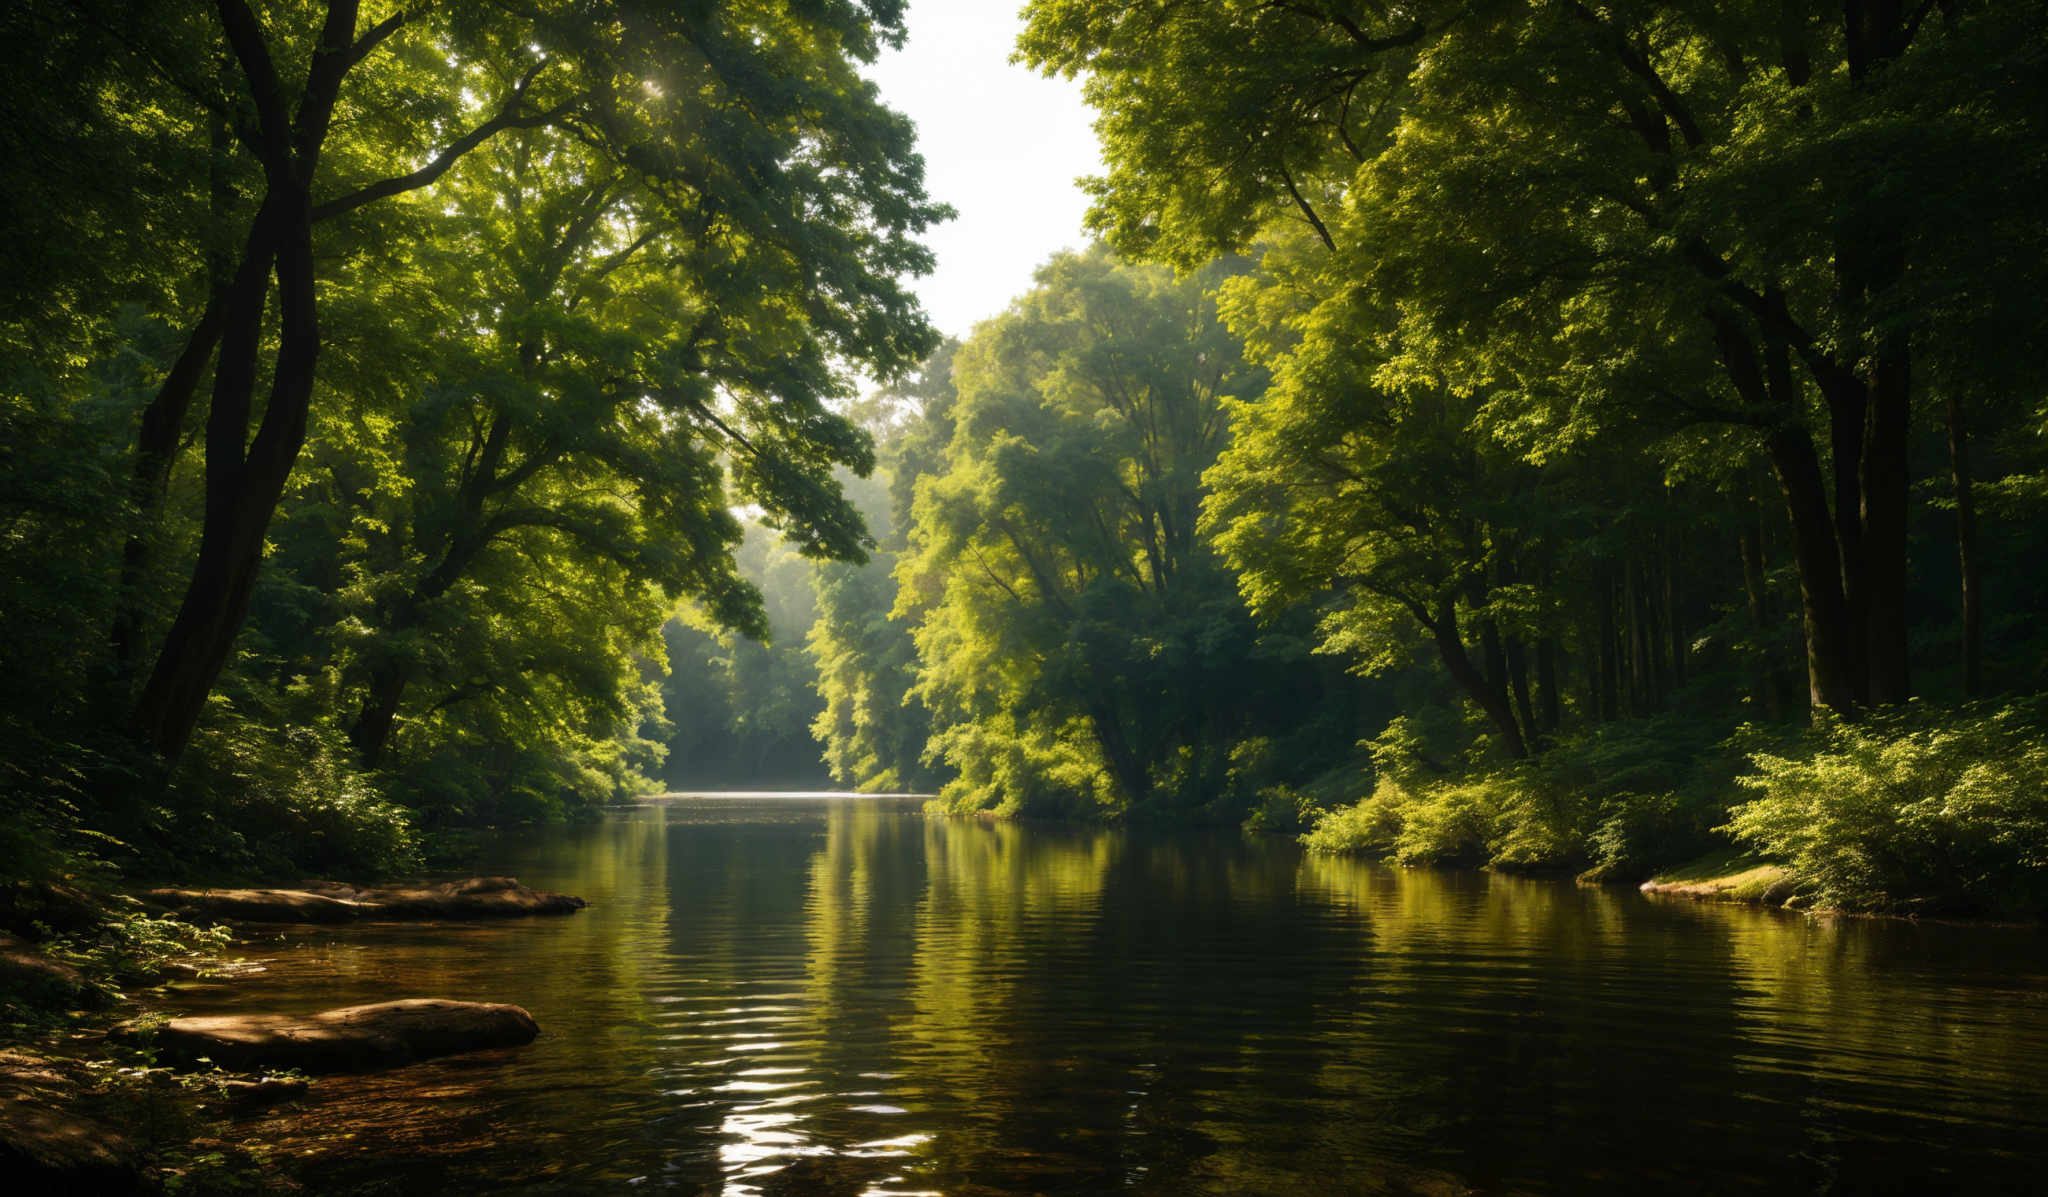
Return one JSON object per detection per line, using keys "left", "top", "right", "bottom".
{"left": 1088, "top": 700, "right": 1152, "bottom": 807}
{"left": 1506, "top": 637, "right": 1539, "bottom": 753}
{"left": 348, "top": 661, "right": 410, "bottom": 768}
{"left": 1945, "top": 390, "right": 1982, "bottom": 697}
{"left": 1663, "top": 534, "right": 1686, "bottom": 690}
{"left": 1739, "top": 522, "right": 1784, "bottom": 722}
{"left": 112, "top": 109, "right": 239, "bottom": 678}
{"left": 1763, "top": 427, "right": 1861, "bottom": 714}
{"left": 1625, "top": 560, "right": 1650, "bottom": 713}
{"left": 1597, "top": 570, "right": 1619, "bottom": 722}
{"left": 1428, "top": 596, "right": 1529, "bottom": 759}
{"left": 1859, "top": 343, "right": 1912, "bottom": 705}
{"left": 1840, "top": 0, "right": 1917, "bottom": 703}
{"left": 1535, "top": 636, "right": 1562, "bottom": 732}
{"left": 129, "top": 0, "right": 365, "bottom": 762}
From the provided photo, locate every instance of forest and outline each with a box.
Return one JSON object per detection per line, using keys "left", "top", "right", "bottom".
{"left": 4, "top": 0, "right": 2047, "bottom": 926}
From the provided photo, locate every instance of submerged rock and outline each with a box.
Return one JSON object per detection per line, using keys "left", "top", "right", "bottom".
{"left": 143, "top": 876, "right": 585, "bottom": 924}
{"left": 114, "top": 998, "right": 541, "bottom": 1073}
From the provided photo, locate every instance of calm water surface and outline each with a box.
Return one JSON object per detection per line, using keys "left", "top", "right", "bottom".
{"left": 183, "top": 796, "right": 2048, "bottom": 1194}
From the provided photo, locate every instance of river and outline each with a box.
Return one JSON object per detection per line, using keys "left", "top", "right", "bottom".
{"left": 178, "top": 794, "right": 2048, "bottom": 1194}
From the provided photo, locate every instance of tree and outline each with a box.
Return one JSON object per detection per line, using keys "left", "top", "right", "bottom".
{"left": 75, "top": 0, "right": 944, "bottom": 762}
{"left": 1023, "top": 0, "right": 2048, "bottom": 714}
{"left": 898, "top": 249, "right": 1299, "bottom": 816}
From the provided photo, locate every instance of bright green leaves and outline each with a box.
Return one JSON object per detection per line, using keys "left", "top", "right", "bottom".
{"left": 892, "top": 249, "right": 1287, "bottom": 815}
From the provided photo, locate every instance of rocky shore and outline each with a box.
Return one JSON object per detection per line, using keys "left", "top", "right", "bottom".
{"left": 0, "top": 876, "right": 581, "bottom": 1192}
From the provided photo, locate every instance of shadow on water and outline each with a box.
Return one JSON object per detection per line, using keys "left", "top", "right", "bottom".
{"left": 180, "top": 797, "right": 2048, "bottom": 1194}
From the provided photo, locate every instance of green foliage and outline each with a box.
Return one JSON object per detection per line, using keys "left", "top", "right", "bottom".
{"left": 1301, "top": 777, "right": 1498, "bottom": 868}
{"left": 160, "top": 710, "right": 421, "bottom": 880}
{"left": 896, "top": 248, "right": 1367, "bottom": 819}
{"left": 1307, "top": 715, "right": 1758, "bottom": 877}
{"left": 0, "top": 0, "right": 948, "bottom": 882}
{"left": 1725, "top": 702, "right": 2048, "bottom": 915}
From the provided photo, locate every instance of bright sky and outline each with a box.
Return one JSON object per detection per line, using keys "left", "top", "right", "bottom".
{"left": 864, "top": 2, "right": 1104, "bottom": 341}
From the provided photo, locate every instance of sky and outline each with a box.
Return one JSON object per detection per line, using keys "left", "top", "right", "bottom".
{"left": 863, "top": 2, "right": 1105, "bottom": 341}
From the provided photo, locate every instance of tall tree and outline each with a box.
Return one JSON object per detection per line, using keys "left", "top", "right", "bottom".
{"left": 1023, "top": 0, "right": 2048, "bottom": 714}
{"left": 104, "top": 0, "right": 942, "bottom": 761}
{"left": 898, "top": 250, "right": 1283, "bottom": 815}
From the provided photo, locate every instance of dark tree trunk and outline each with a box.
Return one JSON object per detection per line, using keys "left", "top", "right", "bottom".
{"left": 1506, "top": 638, "right": 1539, "bottom": 753}
{"left": 112, "top": 109, "right": 239, "bottom": 677}
{"left": 112, "top": 299, "right": 225, "bottom": 674}
{"left": 130, "top": 0, "right": 360, "bottom": 762}
{"left": 1839, "top": 0, "right": 1917, "bottom": 704}
{"left": 1663, "top": 535, "right": 1686, "bottom": 690}
{"left": 349, "top": 661, "right": 409, "bottom": 768}
{"left": 1427, "top": 595, "right": 1529, "bottom": 760}
{"left": 1764, "top": 426, "right": 1861, "bottom": 714}
{"left": 1739, "top": 520, "right": 1785, "bottom": 723}
{"left": 1625, "top": 560, "right": 1650, "bottom": 712}
{"left": 1859, "top": 343, "right": 1912, "bottom": 705}
{"left": 1945, "top": 390, "right": 1982, "bottom": 697}
{"left": 1535, "top": 636, "right": 1562, "bottom": 732}
{"left": 1088, "top": 700, "right": 1152, "bottom": 807}
{"left": 1597, "top": 570, "right": 1619, "bottom": 722}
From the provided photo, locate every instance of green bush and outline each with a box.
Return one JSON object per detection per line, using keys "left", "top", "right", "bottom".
{"left": 158, "top": 710, "right": 420, "bottom": 880}
{"left": 1300, "top": 775, "right": 1500, "bottom": 866}
{"left": 1725, "top": 701, "right": 2048, "bottom": 915}
{"left": 1303, "top": 715, "right": 1761, "bottom": 876}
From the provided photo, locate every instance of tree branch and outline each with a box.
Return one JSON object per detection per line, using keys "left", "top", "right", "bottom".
{"left": 310, "top": 61, "right": 564, "bottom": 222}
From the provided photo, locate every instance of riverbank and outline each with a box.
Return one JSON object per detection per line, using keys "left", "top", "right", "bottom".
{"left": 1, "top": 876, "right": 582, "bottom": 1192}
{"left": 1636, "top": 850, "right": 1798, "bottom": 906}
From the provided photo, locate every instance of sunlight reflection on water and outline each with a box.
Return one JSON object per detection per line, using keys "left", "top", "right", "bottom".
{"left": 180, "top": 796, "right": 2048, "bottom": 1194}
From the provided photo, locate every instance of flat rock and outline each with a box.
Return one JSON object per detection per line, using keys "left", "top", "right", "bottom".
{"left": 0, "top": 931, "right": 87, "bottom": 1006}
{"left": 114, "top": 998, "right": 540, "bottom": 1073}
{"left": 142, "top": 876, "right": 584, "bottom": 923}
{"left": 140, "top": 887, "right": 364, "bottom": 924}
{"left": 301, "top": 876, "right": 587, "bottom": 918}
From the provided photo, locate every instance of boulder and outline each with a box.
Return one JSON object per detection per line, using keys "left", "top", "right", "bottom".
{"left": 114, "top": 998, "right": 540, "bottom": 1073}
{"left": 0, "top": 931, "right": 87, "bottom": 1006}
{"left": 301, "top": 876, "right": 587, "bottom": 918}
{"left": 139, "top": 887, "right": 364, "bottom": 924}
{"left": 142, "top": 876, "right": 584, "bottom": 923}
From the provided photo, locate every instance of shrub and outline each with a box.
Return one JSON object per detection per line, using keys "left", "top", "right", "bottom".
{"left": 1391, "top": 780, "right": 1499, "bottom": 866}
{"left": 1301, "top": 775, "right": 1500, "bottom": 866}
{"left": 1300, "top": 776, "right": 1415, "bottom": 857}
{"left": 160, "top": 710, "right": 420, "bottom": 880}
{"left": 1724, "top": 701, "right": 2048, "bottom": 915}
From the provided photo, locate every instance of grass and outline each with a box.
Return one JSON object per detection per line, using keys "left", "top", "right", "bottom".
{"left": 1639, "top": 848, "right": 1794, "bottom": 904}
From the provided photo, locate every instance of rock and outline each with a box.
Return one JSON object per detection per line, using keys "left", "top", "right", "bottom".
{"left": 213, "top": 1076, "right": 310, "bottom": 1107}
{"left": 301, "top": 876, "right": 587, "bottom": 918}
{"left": 0, "top": 1052, "right": 142, "bottom": 1195}
{"left": 140, "top": 887, "right": 365, "bottom": 924}
{"left": 114, "top": 998, "right": 540, "bottom": 1074}
{"left": 0, "top": 931, "right": 87, "bottom": 1006}
{"left": 142, "top": 876, "right": 584, "bottom": 924}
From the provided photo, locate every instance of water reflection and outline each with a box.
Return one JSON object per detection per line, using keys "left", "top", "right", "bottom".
{"left": 183, "top": 798, "right": 2048, "bottom": 1194}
